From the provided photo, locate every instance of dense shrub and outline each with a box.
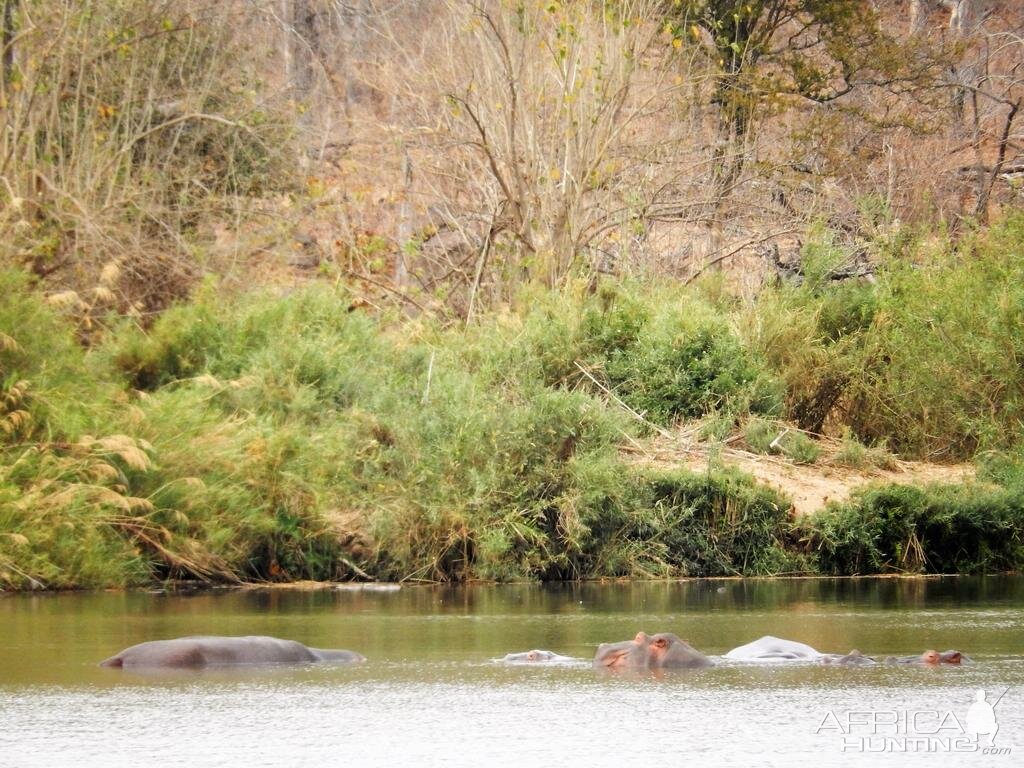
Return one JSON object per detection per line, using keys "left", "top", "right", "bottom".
{"left": 4, "top": 276, "right": 646, "bottom": 586}
{"left": 802, "top": 483, "right": 1024, "bottom": 575}
{"left": 743, "top": 419, "right": 820, "bottom": 464}
{"left": 749, "top": 214, "right": 1024, "bottom": 458}
{"left": 627, "top": 469, "right": 805, "bottom": 576}
{"left": 530, "top": 282, "right": 783, "bottom": 425}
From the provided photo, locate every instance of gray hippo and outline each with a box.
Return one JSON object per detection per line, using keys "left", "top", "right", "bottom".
{"left": 726, "top": 636, "right": 966, "bottom": 666}
{"left": 99, "top": 635, "right": 365, "bottom": 669}
{"left": 819, "top": 648, "right": 966, "bottom": 666}
{"left": 593, "top": 632, "right": 713, "bottom": 670}
{"left": 819, "top": 649, "right": 877, "bottom": 666}
{"left": 724, "top": 635, "right": 822, "bottom": 662}
{"left": 887, "top": 650, "right": 965, "bottom": 665}
{"left": 498, "top": 649, "right": 576, "bottom": 664}
{"left": 815, "top": 651, "right": 966, "bottom": 667}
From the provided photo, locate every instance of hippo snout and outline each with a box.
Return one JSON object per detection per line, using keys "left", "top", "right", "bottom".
{"left": 593, "top": 640, "right": 632, "bottom": 668}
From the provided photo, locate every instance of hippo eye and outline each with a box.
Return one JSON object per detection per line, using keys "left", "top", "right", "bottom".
{"left": 653, "top": 637, "right": 668, "bottom": 649}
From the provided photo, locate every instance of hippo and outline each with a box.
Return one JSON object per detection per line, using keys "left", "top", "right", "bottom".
{"left": 819, "top": 649, "right": 966, "bottom": 666}
{"left": 593, "top": 632, "right": 713, "bottom": 670}
{"left": 724, "top": 635, "right": 823, "bottom": 662}
{"left": 99, "top": 635, "right": 365, "bottom": 669}
{"left": 887, "top": 650, "right": 966, "bottom": 665}
{"left": 727, "top": 636, "right": 966, "bottom": 666}
{"left": 819, "top": 649, "right": 877, "bottom": 666}
{"left": 498, "top": 649, "right": 576, "bottom": 664}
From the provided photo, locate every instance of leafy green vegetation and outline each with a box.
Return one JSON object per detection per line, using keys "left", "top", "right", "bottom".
{"left": 802, "top": 483, "right": 1024, "bottom": 575}
{"left": 747, "top": 214, "right": 1024, "bottom": 458}
{"left": 528, "top": 282, "right": 783, "bottom": 425}
{"left": 630, "top": 469, "right": 806, "bottom": 577}
{"left": 743, "top": 419, "right": 820, "bottom": 464}
{"left": 4, "top": 213, "right": 1024, "bottom": 588}
{"left": 832, "top": 430, "right": 897, "bottom": 471}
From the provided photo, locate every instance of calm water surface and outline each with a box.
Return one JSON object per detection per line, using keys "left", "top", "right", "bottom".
{"left": 1, "top": 577, "right": 1022, "bottom": 767}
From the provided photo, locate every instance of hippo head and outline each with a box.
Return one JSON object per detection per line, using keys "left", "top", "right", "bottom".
{"left": 500, "top": 649, "right": 560, "bottom": 663}
{"left": 593, "top": 632, "right": 712, "bottom": 670}
{"left": 922, "top": 649, "right": 964, "bottom": 665}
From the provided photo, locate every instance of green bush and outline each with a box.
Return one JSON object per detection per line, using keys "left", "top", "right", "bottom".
{"left": 832, "top": 430, "right": 897, "bottom": 470}
{"left": 7, "top": 248, "right": 1024, "bottom": 589}
{"left": 532, "top": 282, "right": 783, "bottom": 426}
{"left": 802, "top": 483, "right": 1024, "bottom": 575}
{"left": 743, "top": 419, "right": 820, "bottom": 464}
{"left": 749, "top": 214, "right": 1024, "bottom": 458}
{"left": 976, "top": 448, "right": 1024, "bottom": 489}
{"left": 626, "top": 469, "right": 805, "bottom": 576}
{"left": 744, "top": 418, "right": 778, "bottom": 453}
{"left": 111, "top": 289, "right": 230, "bottom": 390}
{"left": 784, "top": 432, "right": 821, "bottom": 465}
{"left": 101, "top": 282, "right": 645, "bottom": 584}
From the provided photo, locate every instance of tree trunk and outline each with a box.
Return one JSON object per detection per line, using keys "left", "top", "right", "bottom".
{"left": 2, "top": 0, "right": 18, "bottom": 83}
{"left": 945, "top": 0, "right": 978, "bottom": 123}
{"left": 290, "top": 0, "right": 323, "bottom": 97}
{"left": 393, "top": 150, "right": 412, "bottom": 289}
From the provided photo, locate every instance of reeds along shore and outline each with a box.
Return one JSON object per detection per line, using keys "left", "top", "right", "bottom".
{"left": 3, "top": 216, "right": 1024, "bottom": 589}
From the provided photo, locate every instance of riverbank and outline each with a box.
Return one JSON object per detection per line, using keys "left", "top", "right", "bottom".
{"left": 3, "top": 216, "right": 1024, "bottom": 590}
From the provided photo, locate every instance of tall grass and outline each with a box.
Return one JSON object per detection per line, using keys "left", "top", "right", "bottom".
{"left": 747, "top": 214, "right": 1024, "bottom": 458}
{"left": 1, "top": 269, "right": 153, "bottom": 586}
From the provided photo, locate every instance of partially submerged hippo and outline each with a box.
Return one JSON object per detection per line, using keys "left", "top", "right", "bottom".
{"left": 99, "top": 635, "right": 365, "bottom": 669}
{"left": 888, "top": 650, "right": 965, "bottom": 665}
{"left": 819, "top": 649, "right": 876, "bottom": 666}
{"left": 594, "top": 632, "right": 713, "bottom": 670}
{"left": 725, "top": 636, "right": 966, "bottom": 666}
{"left": 498, "top": 649, "right": 576, "bottom": 664}
{"left": 725, "top": 635, "right": 822, "bottom": 662}
{"left": 820, "top": 648, "right": 966, "bottom": 666}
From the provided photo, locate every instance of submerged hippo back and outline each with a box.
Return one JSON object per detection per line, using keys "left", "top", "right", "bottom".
{"left": 498, "top": 650, "right": 575, "bottom": 664}
{"left": 725, "top": 636, "right": 822, "bottom": 662}
{"left": 819, "top": 650, "right": 877, "bottom": 666}
{"left": 99, "top": 635, "right": 360, "bottom": 668}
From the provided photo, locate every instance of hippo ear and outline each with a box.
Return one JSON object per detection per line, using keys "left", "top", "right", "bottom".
{"left": 946, "top": 651, "right": 962, "bottom": 664}
{"left": 634, "top": 632, "right": 647, "bottom": 644}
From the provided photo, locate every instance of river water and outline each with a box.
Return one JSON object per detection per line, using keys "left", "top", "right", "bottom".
{"left": 1, "top": 577, "right": 1021, "bottom": 767}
